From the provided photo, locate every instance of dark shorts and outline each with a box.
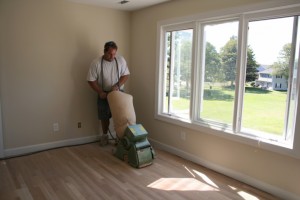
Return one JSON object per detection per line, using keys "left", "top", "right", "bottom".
{"left": 97, "top": 96, "right": 112, "bottom": 120}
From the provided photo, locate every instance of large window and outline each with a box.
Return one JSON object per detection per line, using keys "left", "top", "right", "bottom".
{"left": 157, "top": 5, "right": 300, "bottom": 151}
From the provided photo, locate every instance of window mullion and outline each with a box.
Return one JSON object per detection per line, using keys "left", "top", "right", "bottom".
{"left": 233, "top": 16, "right": 248, "bottom": 134}
{"left": 168, "top": 32, "right": 176, "bottom": 114}
{"left": 196, "top": 23, "right": 206, "bottom": 121}
{"left": 285, "top": 16, "right": 298, "bottom": 141}
{"left": 191, "top": 23, "right": 199, "bottom": 122}
{"left": 162, "top": 31, "right": 169, "bottom": 115}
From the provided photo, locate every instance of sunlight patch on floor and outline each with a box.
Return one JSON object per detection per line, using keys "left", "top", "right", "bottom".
{"left": 238, "top": 191, "right": 260, "bottom": 200}
{"left": 147, "top": 178, "right": 219, "bottom": 191}
{"left": 192, "top": 169, "right": 219, "bottom": 188}
{"left": 228, "top": 185, "right": 237, "bottom": 190}
{"left": 184, "top": 166, "right": 195, "bottom": 178}
{"left": 182, "top": 165, "right": 219, "bottom": 189}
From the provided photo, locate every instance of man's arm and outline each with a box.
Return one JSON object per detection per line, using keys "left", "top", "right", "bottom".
{"left": 88, "top": 81, "right": 107, "bottom": 99}
{"left": 112, "top": 75, "right": 129, "bottom": 91}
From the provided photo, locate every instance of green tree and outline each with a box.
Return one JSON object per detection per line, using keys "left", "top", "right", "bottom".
{"left": 220, "top": 36, "right": 259, "bottom": 86}
{"left": 166, "top": 31, "right": 193, "bottom": 98}
{"left": 246, "top": 47, "right": 259, "bottom": 82}
{"left": 205, "top": 42, "right": 223, "bottom": 83}
{"left": 220, "top": 36, "right": 237, "bottom": 87}
{"left": 271, "top": 43, "right": 291, "bottom": 79}
{"left": 180, "top": 39, "right": 192, "bottom": 97}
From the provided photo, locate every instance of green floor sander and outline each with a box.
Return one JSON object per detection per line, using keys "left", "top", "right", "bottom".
{"left": 107, "top": 91, "right": 155, "bottom": 168}
{"left": 114, "top": 124, "right": 155, "bottom": 168}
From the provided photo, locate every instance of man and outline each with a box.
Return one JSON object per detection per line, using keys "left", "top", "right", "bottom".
{"left": 87, "top": 41, "right": 130, "bottom": 145}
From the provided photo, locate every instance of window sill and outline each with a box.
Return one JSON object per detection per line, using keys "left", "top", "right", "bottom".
{"left": 155, "top": 113, "right": 298, "bottom": 159}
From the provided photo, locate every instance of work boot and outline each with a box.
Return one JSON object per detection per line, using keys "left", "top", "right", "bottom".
{"left": 100, "top": 134, "right": 108, "bottom": 146}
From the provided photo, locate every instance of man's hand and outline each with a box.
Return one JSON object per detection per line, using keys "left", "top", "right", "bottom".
{"left": 111, "top": 84, "right": 119, "bottom": 91}
{"left": 88, "top": 81, "right": 108, "bottom": 99}
{"left": 99, "top": 91, "right": 107, "bottom": 99}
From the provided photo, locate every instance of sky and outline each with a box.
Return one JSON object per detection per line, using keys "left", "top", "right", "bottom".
{"left": 205, "top": 17, "right": 295, "bottom": 65}
{"left": 248, "top": 17, "right": 294, "bottom": 65}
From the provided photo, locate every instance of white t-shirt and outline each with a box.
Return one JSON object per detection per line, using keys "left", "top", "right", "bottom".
{"left": 87, "top": 55, "right": 130, "bottom": 91}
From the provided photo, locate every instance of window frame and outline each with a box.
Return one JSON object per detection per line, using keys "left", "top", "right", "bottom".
{"left": 157, "top": 22, "right": 196, "bottom": 123}
{"left": 239, "top": 12, "right": 300, "bottom": 146}
{"left": 164, "top": 27, "right": 194, "bottom": 119}
{"left": 156, "top": 2, "right": 300, "bottom": 159}
{"left": 195, "top": 18, "right": 241, "bottom": 132}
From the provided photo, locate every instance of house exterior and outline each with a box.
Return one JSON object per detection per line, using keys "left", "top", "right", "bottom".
{"left": 255, "top": 67, "right": 288, "bottom": 91}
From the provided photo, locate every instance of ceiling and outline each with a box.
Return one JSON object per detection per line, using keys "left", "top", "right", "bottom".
{"left": 67, "top": 0, "right": 173, "bottom": 11}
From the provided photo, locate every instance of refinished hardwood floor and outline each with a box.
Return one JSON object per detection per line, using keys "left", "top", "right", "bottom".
{"left": 0, "top": 142, "right": 280, "bottom": 200}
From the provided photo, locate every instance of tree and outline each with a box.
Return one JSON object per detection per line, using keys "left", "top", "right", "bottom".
{"left": 220, "top": 36, "right": 237, "bottom": 87}
{"left": 271, "top": 43, "right": 291, "bottom": 79}
{"left": 220, "top": 36, "right": 259, "bottom": 86}
{"left": 205, "top": 42, "right": 223, "bottom": 83}
{"left": 166, "top": 31, "right": 193, "bottom": 98}
{"left": 246, "top": 47, "right": 259, "bottom": 82}
{"left": 180, "top": 39, "right": 192, "bottom": 97}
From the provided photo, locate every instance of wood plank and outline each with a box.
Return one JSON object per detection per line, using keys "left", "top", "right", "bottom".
{"left": 0, "top": 143, "right": 280, "bottom": 200}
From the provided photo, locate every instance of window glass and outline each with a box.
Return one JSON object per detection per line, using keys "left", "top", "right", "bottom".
{"left": 163, "top": 29, "right": 193, "bottom": 119}
{"left": 199, "top": 21, "right": 239, "bottom": 125}
{"left": 242, "top": 17, "right": 294, "bottom": 137}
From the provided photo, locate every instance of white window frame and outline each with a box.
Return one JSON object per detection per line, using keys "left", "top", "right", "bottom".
{"left": 156, "top": 2, "right": 300, "bottom": 159}
{"left": 195, "top": 18, "right": 242, "bottom": 133}
{"left": 156, "top": 22, "right": 196, "bottom": 123}
{"left": 238, "top": 11, "right": 300, "bottom": 148}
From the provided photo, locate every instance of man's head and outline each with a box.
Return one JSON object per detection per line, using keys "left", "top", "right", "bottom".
{"left": 103, "top": 41, "right": 118, "bottom": 62}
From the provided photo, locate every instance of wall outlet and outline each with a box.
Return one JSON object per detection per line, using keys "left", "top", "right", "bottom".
{"left": 180, "top": 131, "right": 186, "bottom": 141}
{"left": 53, "top": 123, "right": 59, "bottom": 132}
{"left": 78, "top": 122, "right": 82, "bottom": 128}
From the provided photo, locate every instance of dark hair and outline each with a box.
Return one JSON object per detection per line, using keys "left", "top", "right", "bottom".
{"left": 104, "top": 41, "right": 118, "bottom": 52}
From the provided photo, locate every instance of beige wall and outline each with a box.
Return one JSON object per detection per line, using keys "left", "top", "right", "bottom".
{"left": 1, "top": 0, "right": 300, "bottom": 198}
{"left": 130, "top": 0, "right": 300, "bottom": 198}
{"left": 0, "top": 0, "right": 130, "bottom": 148}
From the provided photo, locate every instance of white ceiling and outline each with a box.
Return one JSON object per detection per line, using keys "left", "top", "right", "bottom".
{"left": 67, "top": 0, "right": 172, "bottom": 11}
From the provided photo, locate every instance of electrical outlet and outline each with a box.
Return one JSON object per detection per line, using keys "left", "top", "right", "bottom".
{"left": 180, "top": 131, "right": 186, "bottom": 141}
{"left": 53, "top": 123, "right": 59, "bottom": 132}
{"left": 78, "top": 122, "right": 82, "bottom": 128}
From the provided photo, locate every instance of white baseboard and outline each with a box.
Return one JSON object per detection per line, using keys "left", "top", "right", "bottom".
{"left": 149, "top": 138, "right": 299, "bottom": 200}
{"left": 3, "top": 135, "right": 100, "bottom": 158}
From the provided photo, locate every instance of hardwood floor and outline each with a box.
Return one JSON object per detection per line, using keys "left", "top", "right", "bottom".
{"left": 0, "top": 142, "right": 280, "bottom": 200}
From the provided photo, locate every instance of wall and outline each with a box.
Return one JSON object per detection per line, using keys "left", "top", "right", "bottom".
{"left": 130, "top": 0, "right": 300, "bottom": 199}
{"left": 1, "top": 0, "right": 299, "bottom": 198}
{"left": 0, "top": 0, "right": 130, "bottom": 149}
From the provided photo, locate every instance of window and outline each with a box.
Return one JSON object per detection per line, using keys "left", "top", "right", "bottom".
{"left": 199, "top": 21, "right": 239, "bottom": 125}
{"left": 242, "top": 17, "right": 296, "bottom": 139}
{"left": 157, "top": 4, "right": 300, "bottom": 154}
{"left": 163, "top": 28, "right": 193, "bottom": 120}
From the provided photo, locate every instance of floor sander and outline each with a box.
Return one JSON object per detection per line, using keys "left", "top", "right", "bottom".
{"left": 107, "top": 91, "right": 155, "bottom": 168}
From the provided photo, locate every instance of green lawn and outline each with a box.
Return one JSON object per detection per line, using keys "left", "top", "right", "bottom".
{"left": 168, "top": 87, "right": 287, "bottom": 135}
{"left": 242, "top": 87, "right": 286, "bottom": 135}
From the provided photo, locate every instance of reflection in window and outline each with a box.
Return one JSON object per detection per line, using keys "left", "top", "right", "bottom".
{"left": 163, "top": 29, "right": 193, "bottom": 119}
